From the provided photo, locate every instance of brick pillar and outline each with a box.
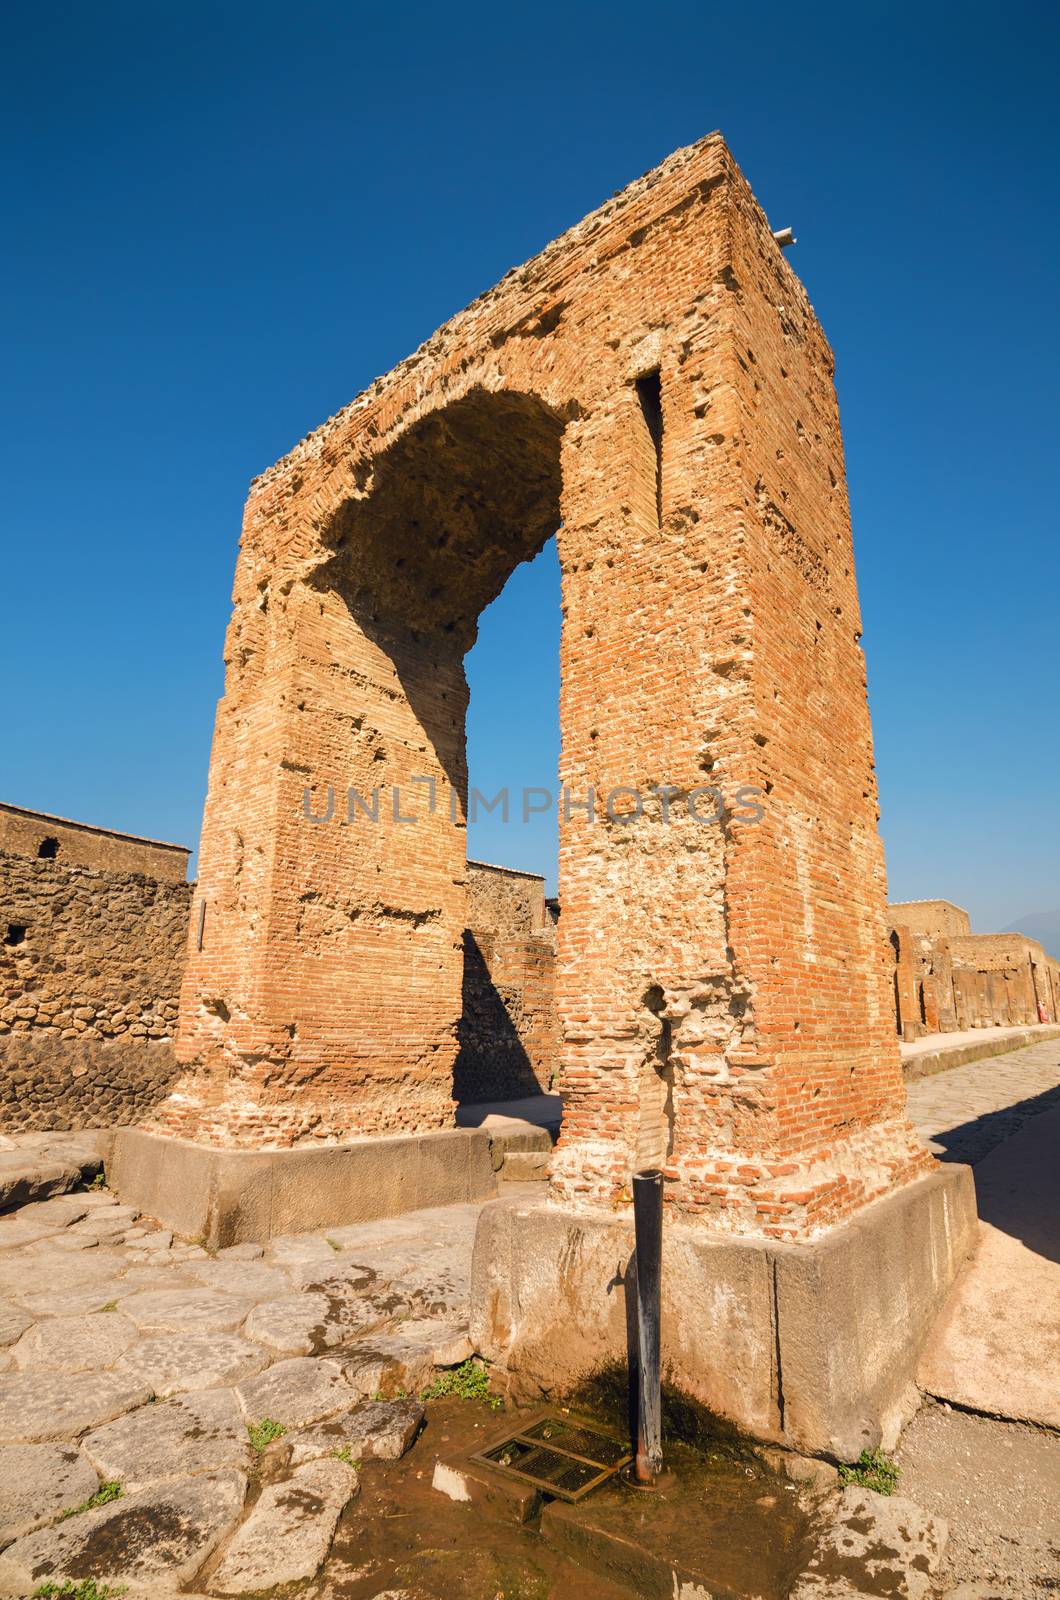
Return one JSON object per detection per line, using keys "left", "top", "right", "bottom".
{"left": 549, "top": 182, "right": 930, "bottom": 1235}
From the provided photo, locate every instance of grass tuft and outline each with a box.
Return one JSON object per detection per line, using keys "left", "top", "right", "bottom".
{"left": 34, "top": 1582, "right": 126, "bottom": 1599}
{"left": 421, "top": 1358, "right": 501, "bottom": 1409}
{"left": 838, "top": 1447, "right": 900, "bottom": 1496}
{"left": 58, "top": 1482, "right": 122, "bottom": 1520}
{"left": 331, "top": 1444, "right": 359, "bottom": 1466}
{"left": 247, "top": 1417, "right": 287, "bottom": 1452}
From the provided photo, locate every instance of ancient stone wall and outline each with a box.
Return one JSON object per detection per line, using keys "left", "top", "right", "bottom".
{"left": 886, "top": 899, "right": 971, "bottom": 940}
{"left": 0, "top": 829, "right": 192, "bottom": 1130}
{"left": 0, "top": 802, "right": 190, "bottom": 883}
{"left": 887, "top": 910, "right": 1059, "bottom": 1038}
{"left": 455, "top": 862, "right": 557, "bottom": 1102}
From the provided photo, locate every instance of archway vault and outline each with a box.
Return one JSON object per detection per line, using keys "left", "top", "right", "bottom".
{"left": 156, "top": 133, "right": 932, "bottom": 1244}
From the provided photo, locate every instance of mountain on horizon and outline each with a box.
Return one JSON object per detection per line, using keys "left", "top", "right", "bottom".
{"left": 1002, "top": 910, "right": 1060, "bottom": 959}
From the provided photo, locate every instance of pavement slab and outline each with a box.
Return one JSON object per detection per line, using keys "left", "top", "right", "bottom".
{"left": 210, "top": 1457, "right": 357, "bottom": 1594}
{"left": 237, "top": 1357, "right": 355, "bottom": 1427}
{"left": 917, "top": 1102, "right": 1060, "bottom": 1428}
{"left": 11, "top": 1311, "right": 139, "bottom": 1371}
{"left": 187, "top": 1258, "right": 290, "bottom": 1299}
{"left": 0, "top": 1299, "right": 32, "bottom": 1348}
{"left": 118, "top": 1287, "right": 255, "bottom": 1333}
{"left": 0, "top": 1370, "right": 152, "bottom": 1442}
{"left": 244, "top": 1291, "right": 334, "bottom": 1355}
{"left": 288, "top": 1398, "right": 424, "bottom": 1465}
{"left": 790, "top": 1486, "right": 947, "bottom": 1600}
{"left": 82, "top": 1387, "right": 251, "bottom": 1490}
{"left": 115, "top": 1331, "right": 270, "bottom": 1396}
{"left": 0, "top": 1467, "right": 247, "bottom": 1592}
{"left": 0, "top": 1442, "right": 100, "bottom": 1543}
{"left": 0, "top": 1155, "right": 81, "bottom": 1211}
{"left": 336, "top": 1321, "right": 465, "bottom": 1400}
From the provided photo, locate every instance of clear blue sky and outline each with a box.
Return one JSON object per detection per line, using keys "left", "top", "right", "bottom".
{"left": 2, "top": 2, "right": 1057, "bottom": 934}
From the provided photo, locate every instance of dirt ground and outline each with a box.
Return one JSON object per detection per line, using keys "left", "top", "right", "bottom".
{"left": 897, "top": 1402, "right": 1060, "bottom": 1596}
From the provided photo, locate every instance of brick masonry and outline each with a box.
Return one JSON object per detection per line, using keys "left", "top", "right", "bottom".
{"left": 0, "top": 806, "right": 193, "bottom": 1130}
{"left": 148, "top": 132, "right": 936, "bottom": 1241}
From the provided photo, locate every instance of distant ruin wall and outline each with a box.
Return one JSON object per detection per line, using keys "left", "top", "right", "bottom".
{"left": 454, "top": 862, "right": 558, "bottom": 1103}
{"left": 0, "top": 844, "right": 192, "bottom": 1131}
{"left": 889, "top": 910, "right": 1060, "bottom": 1042}
{"left": 887, "top": 900, "right": 971, "bottom": 940}
{"left": 0, "top": 802, "right": 190, "bottom": 882}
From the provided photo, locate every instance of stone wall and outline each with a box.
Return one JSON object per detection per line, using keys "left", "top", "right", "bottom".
{"left": 0, "top": 814, "right": 193, "bottom": 1130}
{"left": 888, "top": 905, "right": 1060, "bottom": 1040}
{"left": 887, "top": 900, "right": 971, "bottom": 940}
{"left": 0, "top": 802, "right": 190, "bottom": 882}
{"left": 454, "top": 862, "right": 557, "bottom": 1103}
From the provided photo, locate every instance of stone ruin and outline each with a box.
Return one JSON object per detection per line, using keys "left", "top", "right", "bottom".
{"left": 29, "top": 135, "right": 984, "bottom": 1452}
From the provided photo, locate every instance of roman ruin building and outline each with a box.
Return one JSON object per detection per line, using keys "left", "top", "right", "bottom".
{"left": 105, "top": 134, "right": 982, "bottom": 1452}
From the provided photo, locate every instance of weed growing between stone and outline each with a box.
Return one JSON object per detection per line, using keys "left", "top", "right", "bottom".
{"left": 58, "top": 1482, "right": 122, "bottom": 1520}
{"left": 33, "top": 1579, "right": 126, "bottom": 1598}
{"left": 839, "top": 1448, "right": 900, "bottom": 1495}
{"left": 422, "top": 1358, "right": 501, "bottom": 1408}
{"left": 331, "top": 1444, "right": 359, "bottom": 1466}
{"left": 247, "top": 1417, "right": 287, "bottom": 1452}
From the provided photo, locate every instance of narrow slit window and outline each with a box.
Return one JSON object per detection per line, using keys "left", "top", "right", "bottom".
{"left": 635, "top": 369, "right": 664, "bottom": 527}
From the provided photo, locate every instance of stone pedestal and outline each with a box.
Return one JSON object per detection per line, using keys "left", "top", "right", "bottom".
{"left": 111, "top": 1126, "right": 496, "bottom": 1248}
{"left": 470, "top": 1163, "right": 977, "bottom": 1460}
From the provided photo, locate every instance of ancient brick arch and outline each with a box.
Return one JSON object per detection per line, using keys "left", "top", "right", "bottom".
{"left": 155, "top": 134, "right": 931, "bottom": 1240}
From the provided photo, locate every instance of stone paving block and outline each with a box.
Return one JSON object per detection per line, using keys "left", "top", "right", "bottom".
{"left": 267, "top": 1235, "right": 341, "bottom": 1269}
{"left": 0, "top": 1467, "right": 247, "bottom": 1591}
{"left": 14, "top": 1196, "right": 93, "bottom": 1228}
{"left": 83, "top": 1387, "right": 251, "bottom": 1490}
{"left": 243, "top": 1292, "right": 333, "bottom": 1355}
{"left": 790, "top": 1486, "right": 948, "bottom": 1600}
{"left": 116, "top": 1331, "right": 270, "bottom": 1397}
{"left": 0, "top": 1156, "right": 80, "bottom": 1211}
{"left": 336, "top": 1321, "right": 464, "bottom": 1399}
{"left": 12, "top": 1311, "right": 139, "bottom": 1371}
{"left": 237, "top": 1356, "right": 354, "bottom": 1427}
{"left": 118, "top": 1287, "right": 255, "bottom": 1333}
{"left": 0, "top": 1370, "right": 151, "bottom": 1442}
{"left": 288, "top": 1398, "right": 423, "bottom": 1466}
{"left": 218, "top": 1242, "right": 264, "bottom": 1261}
{"left": 0, "top": 1299, "right": 32, "bottom": 1348}
{"left": 13, "top": 1275, "right": 126, "bottom": 1319}
{"left": 188, "top": 1258, "right": 289, "bottom": 1299}
{"left": 210, "top": 1457, "right": 357, "bottom": 1594}
{"left": 116, "top": 1262, "right": 202, "bottom": 1294}
{"left": 0, "top": 1442, "right": 100, "bottom": 1543}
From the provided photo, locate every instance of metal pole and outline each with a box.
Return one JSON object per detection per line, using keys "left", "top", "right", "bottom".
{"left": 633, "top": 1167, "right": 663, "bottom": 1484}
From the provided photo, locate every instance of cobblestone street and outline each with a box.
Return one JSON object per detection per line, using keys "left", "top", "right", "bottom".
{"left": 906, "top": 1035, "right": 1060, "bottom": 1164}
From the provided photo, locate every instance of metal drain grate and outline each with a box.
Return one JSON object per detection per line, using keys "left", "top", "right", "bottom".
{"left": 473, "top": 1414, "right": 632, "bottom": 1503}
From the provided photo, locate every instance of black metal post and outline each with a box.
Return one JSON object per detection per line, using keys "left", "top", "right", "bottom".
{"left": 633, "top": 1167, "right": 663, "bottom": 1484}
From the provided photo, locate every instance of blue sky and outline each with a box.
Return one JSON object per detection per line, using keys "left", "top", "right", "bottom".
{"left": 2, "top": 2, "right": 1057, "bottom": 934}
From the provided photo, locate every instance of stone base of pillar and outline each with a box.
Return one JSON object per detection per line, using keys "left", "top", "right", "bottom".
{"left": 111, "top": 1125, "right": 496, "bottom": 1247}
{"left": 470, "top": 1165, "right": 977, "bottom": 1460}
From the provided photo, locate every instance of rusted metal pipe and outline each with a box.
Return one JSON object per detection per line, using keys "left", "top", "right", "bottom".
{"left": 633, "top": 1167, "right": 663, "bottom": 1484}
